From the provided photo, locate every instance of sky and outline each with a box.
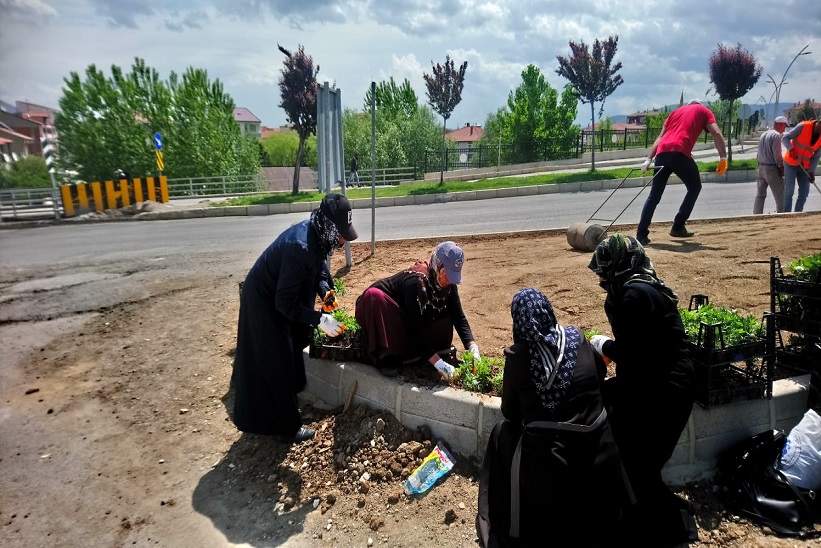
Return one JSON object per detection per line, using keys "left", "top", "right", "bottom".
{"left": 1, "top": 0, "right": 819, "bottom": 129}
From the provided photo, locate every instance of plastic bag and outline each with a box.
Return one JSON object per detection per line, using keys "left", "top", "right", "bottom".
{"left": 779, "top": 408, "right": 821, "bottom": 490}
{"left": 404, "top": 442, "right": 455, "bottom": 495}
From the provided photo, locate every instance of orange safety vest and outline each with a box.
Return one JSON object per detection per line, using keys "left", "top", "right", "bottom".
{"left": 784, "top": 120, "right": 821, "bottom": 169}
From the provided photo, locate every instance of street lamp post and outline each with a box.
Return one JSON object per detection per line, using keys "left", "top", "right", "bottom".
{"left": 766, "top": 44, "right": 811, "bottom": 124}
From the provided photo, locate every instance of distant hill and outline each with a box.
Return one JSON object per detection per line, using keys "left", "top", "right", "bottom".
{"left": 608, "top": 99, "right": 800, "bottom": 125}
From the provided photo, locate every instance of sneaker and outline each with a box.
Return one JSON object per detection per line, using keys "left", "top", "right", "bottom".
{"left": 637, "top": 234, "right": 651, "bottom": 246}
{"left": 289, "top": 426, "right": 315, "bottom": 443}
{"left": 669, "top": 226, "right": 694, "bottom": 238}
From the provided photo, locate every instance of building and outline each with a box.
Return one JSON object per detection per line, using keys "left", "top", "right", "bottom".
{"left": 626, "top": 109, "right": 665, "bottom": 126}
{"left": 0, "top": 100, "right": 57, "bottom": 164}
{"left": 446, "top": 123, "right": 484, "bottom": 165}
{"left": 783, "top": 100, "right": 821, "bottom": 124}
{"left": 233, "top": 107, "right": 261, "bottom": 138}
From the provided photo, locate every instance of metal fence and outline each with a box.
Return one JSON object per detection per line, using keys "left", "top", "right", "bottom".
{"left": 0, "top": 187, "right": 61, "bottom": 221}
{"left": 165, "top": 174, "right": 266, "bottom": 198}
{"left": 344, "top": 166, "right": 419, "bottom": 187}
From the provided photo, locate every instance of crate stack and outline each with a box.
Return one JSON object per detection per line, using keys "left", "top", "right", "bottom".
{"left": 770, "top": 256, "right": 821, "bottom": 408}
{"left": 685, "top": 294, "right": 774, "bottom": 409}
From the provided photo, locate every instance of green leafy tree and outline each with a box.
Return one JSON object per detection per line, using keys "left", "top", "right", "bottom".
{"left": 277, "top": 44, "right": 319, "bottom": 194}
{"left": 556, "top": 36, "right": 624, "bottom": 171}
{"left": 261, "top": 130, "right": 318, "bottom": 167}
{"left": 55, "top": 58, "right": 256, "bottom": 182}
{"left": 423, "top": 55, "right": 468, "bottom": 182}
{"left": 364, "top": 77, "right": 418, "bottom": 118}
{"left": 480, "top": 65, "right": 579, "bottom": 164}
{"left": 0, "top": 156, "right": 51, "bottom": 188}
{"left": 708, "top": 43, "right": 762, "bottom": 164}
{"left": 794, "top": 99, "right": 819, "bottom": 123}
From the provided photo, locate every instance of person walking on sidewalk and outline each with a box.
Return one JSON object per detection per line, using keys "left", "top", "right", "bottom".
{"left": 753, "top": 116, "right": 789, "bottom": 214}
{"left": 347, "top": 153, "right": 360, "bottom": 187}
{"left": 636, "top": 100, "right": 727, "bottom": 245}
{"left": 782, "top": 119, "right": 821, "bottom": 213}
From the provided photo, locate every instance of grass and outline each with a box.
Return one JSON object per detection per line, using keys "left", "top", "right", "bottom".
{"left": 219, "top": 159, "right": 759, "bottom": 207}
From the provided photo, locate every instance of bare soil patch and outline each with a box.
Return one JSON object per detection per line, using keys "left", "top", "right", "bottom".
{"left": 1, "top": 214, "right": 820, "bottom": 547}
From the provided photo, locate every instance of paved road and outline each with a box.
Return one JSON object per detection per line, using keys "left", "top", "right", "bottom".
{"left": 2, "top": 179, "right": 819, "bottom": 269}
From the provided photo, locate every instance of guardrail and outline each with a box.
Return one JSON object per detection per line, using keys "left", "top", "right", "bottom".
{"left": 0, "top": 187, "right": 61, "bottom": 221}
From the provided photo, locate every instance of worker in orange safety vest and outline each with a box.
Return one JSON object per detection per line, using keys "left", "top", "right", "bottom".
{"left": 781, "top": 119, "right": 821, "bottom": 212}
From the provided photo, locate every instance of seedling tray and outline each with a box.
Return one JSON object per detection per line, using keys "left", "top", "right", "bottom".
{"left": 309, "top": 330, "right": 364, "bottom": 361}
{"left": 686, "top": 339, "right": 767, "bottom": 366}
{"left": 693, "top": 362, "right": 767, "bottom": 409}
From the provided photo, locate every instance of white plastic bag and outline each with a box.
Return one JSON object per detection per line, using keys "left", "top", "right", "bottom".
{"left": 778, "top": 408, "right": 821, "bottom": 490}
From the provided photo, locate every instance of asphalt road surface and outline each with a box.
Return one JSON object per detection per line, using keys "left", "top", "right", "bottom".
{"left": 1, "top": 180, "right": 819, "bottom": 269}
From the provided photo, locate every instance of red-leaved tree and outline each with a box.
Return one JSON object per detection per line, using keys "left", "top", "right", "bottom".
{"left": 708, "top": 43, "right": 762, "bottom": 164}
{"left": 423, "top": 55, "right": 468, "bottom": 183}
{"left": 556, "top": 36, "right": 623, "bottom": 171}
{"left": 278, "top": 43, "right": 319, "bottom": 194}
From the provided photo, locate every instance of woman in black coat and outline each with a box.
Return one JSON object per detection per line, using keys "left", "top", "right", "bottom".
{"left": 477, "top": 288, "right": 633, "bottom": 547}
{"left": 588, "top": 234, "right": 698, "bottom": 546}
{"left": 231, "top": 193, "right": 357, "bottom": 443}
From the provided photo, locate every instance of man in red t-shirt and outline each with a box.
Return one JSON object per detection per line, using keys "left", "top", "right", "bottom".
{"left": 636, "top": 100, "right": 727, "bottom": 244}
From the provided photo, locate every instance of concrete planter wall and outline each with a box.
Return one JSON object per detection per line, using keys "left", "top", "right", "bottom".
{"left": 304, "top": 351, "right": 811, "bottom": 485}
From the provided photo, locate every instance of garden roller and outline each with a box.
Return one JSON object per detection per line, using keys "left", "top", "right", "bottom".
{"left": 566, "top": 165, "right": 667, "bottom": 252}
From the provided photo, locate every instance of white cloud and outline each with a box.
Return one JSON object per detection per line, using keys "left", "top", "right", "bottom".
{"left": 0, "top": 0, "right": 818, "bottom": 128}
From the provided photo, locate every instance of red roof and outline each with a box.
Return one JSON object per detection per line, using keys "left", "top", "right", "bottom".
{"left": 446, "top": 124, "right": 484, "bottom": 142}
{"left": 233, "top": 107, "right": 261, "bottom": 123}
{"left": 0, "top": 137, "right": 12, "bottom": 145}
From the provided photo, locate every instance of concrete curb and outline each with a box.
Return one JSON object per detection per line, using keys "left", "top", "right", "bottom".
{"left": 0, "top": 169, "right": 757, "bottom": 229}
{"left": 304, "top": 351, "right": 811, "bottom": 484}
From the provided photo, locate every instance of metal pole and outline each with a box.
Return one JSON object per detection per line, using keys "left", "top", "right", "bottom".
{"left": 768, "top": 44, "right": 811, "bottom": 125}
{"left": 49, "top": 170, "right": 59, "bottom": 220}
{"left": 370, "top": 81, "right": 376, "bottom": 255}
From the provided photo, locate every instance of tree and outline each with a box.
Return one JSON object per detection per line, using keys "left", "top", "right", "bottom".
{"left": 55, "top": 58, "right": 256, "bottom": 182}
{"left": 0, "top": 156, "right": 50, "bottom": 188}
{"left": 483, "top": 65, "right": 579, "bottom": 164}
{"left": 261, "top": 130, "right": 318, "bottom": 167}
{"left": 364, "top": 77, "right": 418, "bottom": 118}
{"left": 277, "top": 44, "right": 319, "bottom": 195}
{"left": 556, "top": 36, "right": 624, "bottom": 171}
{"left": 423, "top": 55, "right": 468, "bottom": 183}
{"left": 708, "top": 43, "right": 762, "bottom": 164}
{"left": 794, "top": 99, "right": 819, "bottom": 123}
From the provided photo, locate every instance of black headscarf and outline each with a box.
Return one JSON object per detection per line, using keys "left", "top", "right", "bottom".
{"left": 511, "top": 288, "right": 580, "bottom": 411}
{"left": 588, "top": 234, "right": 678, "bottom": 323}
{"left": 309, "top": 207, "right": 342, "bottom": 255}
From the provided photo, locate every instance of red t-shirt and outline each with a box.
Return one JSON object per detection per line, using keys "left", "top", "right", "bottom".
{"left": 657, "top": 104, "right": 717, "bottom": 156}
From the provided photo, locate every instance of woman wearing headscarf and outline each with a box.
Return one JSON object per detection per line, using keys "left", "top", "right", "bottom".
{"left": 587, "top": 234, "right": 697, "bottom": 546}
{"left": 476, "top": 288, "right": 633, "bottom": 548}
{"left": 355, "top": 241, "right": 479, "bottom": 380}
{"left": 231, "top": 193, "right": 358, "bottom": 443}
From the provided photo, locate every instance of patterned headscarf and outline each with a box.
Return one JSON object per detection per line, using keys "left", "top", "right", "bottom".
{"left": 309, "top": 207, "right": 342, "bottom": 255}
{"left": 588, "top": 234, "right": 678, "bottom": 322}
{"left": 511, "top": 288, "right": 580, "bottom": 411}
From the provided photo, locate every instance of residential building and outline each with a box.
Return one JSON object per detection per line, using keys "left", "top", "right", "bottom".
{"left": 783, "top": 100, "right": 821, "bottom": 124}
{"left": 446, "top": 123, "right": 484, "bottom": 164}
{"left": 626, "top": 109, "right": 664, "bottom": 126}
{"left": 233, "top": 107, "right": 261, "bottom": 138}
{"left": 0, "top": 100, "right": 57, "bottom": 164}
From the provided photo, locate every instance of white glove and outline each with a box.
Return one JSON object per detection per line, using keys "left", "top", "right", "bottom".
{"left": 641, "top": 157, "right": 652, "bottom": 174}
{"left": 468, "top": 343, "right": 481, "bottom": 362}
{"left": 318, "top": 314, "right": 343, "bottom": 338}
{"left": 434, "top": 358, "right": 455, "bottom": 381}
{"left": 589, "top": 335, "right": 612, "bottom": 358}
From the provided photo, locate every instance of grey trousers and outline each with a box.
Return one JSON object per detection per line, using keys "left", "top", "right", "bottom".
{"left": 753, "top": 165, "right": 784, "bottom": 214}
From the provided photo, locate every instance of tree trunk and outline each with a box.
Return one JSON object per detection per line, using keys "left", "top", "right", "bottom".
{"left": 440, "top": 116, "right": 448, "bottom": 184}
{"left": 590, "top": 102, "right": 596, "bottom": 171}
{"left": 292, "top": 134, "right": 306, "bottom": 195}
{"left": 727, "top": 101, "right": 734, "bottom": 165}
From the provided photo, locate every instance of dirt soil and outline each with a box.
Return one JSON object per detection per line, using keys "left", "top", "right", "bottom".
{"left": 2, "top": 214, "right": 821, "bottom": 547}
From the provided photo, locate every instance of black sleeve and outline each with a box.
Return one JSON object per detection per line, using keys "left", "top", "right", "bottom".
{"left": 600, "top": 286, "right": 653, "bottom": 368}
{"left": 275, "top": 245, "right": 322, "bottom": 326}
{"left": 318, "top": 259, "right": 332, "bottom": 298}
{"left": 501, "top": 347, "right": 524, "bottom": 424}
{"left": 448, "top": 286, "right": 475, "bottom": 348}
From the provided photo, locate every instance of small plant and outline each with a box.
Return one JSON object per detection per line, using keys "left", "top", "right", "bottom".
{"left": 788, "top": 253, "right": 821, "bottom": 282}
{"left": 313, "top": 308, "right": 360, "bottom": 345}
{"left": 679, "top": 304, "right": 763, "bottom": 349}
{"left": 455, "top": 352, "right": 504, "bottom": 394}
{"left": 333, "top": 277, "right": 348, "bottom": 297}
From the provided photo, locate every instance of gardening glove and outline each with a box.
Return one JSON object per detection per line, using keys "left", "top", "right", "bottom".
{"left": 468, "top": 343, "right": 481, "bottom": 362}
{"left": 321, "top": 289, "right": 339, "bottom": 313}
{"left": 589, "top": 335, "right": 613, "bottom": 364}
{"left": 716, "top": 157, "right": 728, "bottom": 176}
{"left": 318, "top": 314, "right": 344, "bottom": 338}
{"left": 434, "top": 358, "right": 455, "bottom": 381}
{"left": 641, "top": 157, "right": 652, "bottom": 174}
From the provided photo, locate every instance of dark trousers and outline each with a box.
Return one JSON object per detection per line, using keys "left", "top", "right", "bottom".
{"left": 637, "top": 152, "right": 702, "bottom": 238}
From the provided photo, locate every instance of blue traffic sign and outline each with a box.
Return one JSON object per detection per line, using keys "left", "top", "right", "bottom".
{"left": 154, "top": 132, "right": 162, "bottom": 151}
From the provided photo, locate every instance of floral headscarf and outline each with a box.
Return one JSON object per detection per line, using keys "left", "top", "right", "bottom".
{"left": 309, "top": 207, "right": 342, "bottom": 255}
{"left": 511, "top": 288, "right": 580, "bottom": 411}
{"left": 587, "top": 234, "right": 678, "bottom": 322}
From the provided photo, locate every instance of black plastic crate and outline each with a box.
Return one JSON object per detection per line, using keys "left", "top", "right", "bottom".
{"left": 309, "top": 329, "right": 364, "bottom": 361}
{"left": 693, "top": 361, "right": 767, "bottom": 409}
